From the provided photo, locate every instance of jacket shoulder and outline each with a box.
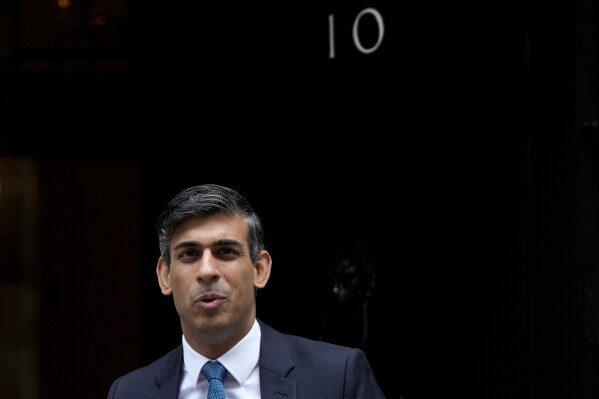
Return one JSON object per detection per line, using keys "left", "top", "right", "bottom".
{"left": 260, "top": 319, "right": 361, "bottom": 364}
{"left": 257, "top": 320, "right": 386, "bottom": 398}
{"left": 107, "top": 346, "right": 182, "bottom": 399}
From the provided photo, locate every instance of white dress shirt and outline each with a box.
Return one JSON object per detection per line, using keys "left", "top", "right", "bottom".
{"left": 179, "top": 319, "right": 262, "bottom": 399}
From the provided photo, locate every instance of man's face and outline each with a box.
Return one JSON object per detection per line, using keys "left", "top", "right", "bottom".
{"left": 157, "top": 214, "right": 270, "bottom": 354}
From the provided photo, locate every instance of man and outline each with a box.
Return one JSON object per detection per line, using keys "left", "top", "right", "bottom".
{"left": 108, "top": 183, "right": 386, "bottom": 398}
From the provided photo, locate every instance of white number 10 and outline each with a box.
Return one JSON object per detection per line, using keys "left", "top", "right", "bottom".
{"left": 328, "top": 7, "right": 385, "bottom": 59}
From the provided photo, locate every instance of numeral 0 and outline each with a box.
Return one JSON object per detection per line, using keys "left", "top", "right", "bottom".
{"left": 328, "top": 7, "right": 385, "bottom": 59}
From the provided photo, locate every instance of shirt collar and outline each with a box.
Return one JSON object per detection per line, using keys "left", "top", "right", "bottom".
{"left": 182, "top": 319, "right": 261, "bottom": 387}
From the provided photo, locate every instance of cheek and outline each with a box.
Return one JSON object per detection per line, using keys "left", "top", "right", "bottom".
{"left": 170, "top": 276, "right": 191, "bottom": 311}
{"left": 230, "top": 269, "right": 256, "bottom": 293}
{"left": 170, "top": 272, "right": 191, "bottom": 294}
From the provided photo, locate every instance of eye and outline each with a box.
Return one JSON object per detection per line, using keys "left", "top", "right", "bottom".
{"left": 216, "top": 247, "right": 241, "bottom": 258}
{"left": 177, "top": 248, "right": 199, "bottom": 260}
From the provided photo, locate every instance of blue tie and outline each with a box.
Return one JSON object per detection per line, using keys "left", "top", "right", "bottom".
{"left": 201, "top": 361, "right": 228, "bottom": 399}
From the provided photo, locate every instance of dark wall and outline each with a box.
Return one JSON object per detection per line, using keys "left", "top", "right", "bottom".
{"left": 36, "top": 160, "right": 142, "bottom": 398}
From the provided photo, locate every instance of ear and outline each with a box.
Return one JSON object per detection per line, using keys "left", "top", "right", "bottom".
{"left": 253, "top": 250, "right": 272, "bottom": 289}
{"left": 156, "top": 257, "right": 173, "bottom": 295}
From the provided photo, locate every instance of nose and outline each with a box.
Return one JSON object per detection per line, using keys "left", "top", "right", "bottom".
{"left": 194, "top": 251, "right": 220, "bottom": 283}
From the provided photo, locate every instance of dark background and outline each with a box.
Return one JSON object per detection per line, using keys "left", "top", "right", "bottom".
{"left": 2, "top": 0, "right": 599, "bottom": 398}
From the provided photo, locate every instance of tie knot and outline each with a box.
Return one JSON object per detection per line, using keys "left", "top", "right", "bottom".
{"left": 201, "top": 361, "right": 228, "bottom": 383}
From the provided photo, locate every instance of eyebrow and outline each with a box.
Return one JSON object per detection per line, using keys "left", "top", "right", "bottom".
{"left": 214, "top": 238, "right": 243, "bottom": 247}
{"left": 172, "top": 238, "right": 243, "bottom": 251}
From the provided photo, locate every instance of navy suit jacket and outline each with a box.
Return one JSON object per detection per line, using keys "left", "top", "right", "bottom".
{"left": 108, "top": 319, "right": 386, "bottom": 399}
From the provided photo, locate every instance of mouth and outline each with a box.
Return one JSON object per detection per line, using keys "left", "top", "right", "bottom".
{"left": 194, "top": 293, "right": 226, "bottom": 309}
{"left": 200, "top": 297, "right": 221, "bottom": 303}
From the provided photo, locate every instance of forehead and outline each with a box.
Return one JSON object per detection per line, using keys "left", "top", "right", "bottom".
{"left": 171, "top": 214, "right": 248, "bottom": 244}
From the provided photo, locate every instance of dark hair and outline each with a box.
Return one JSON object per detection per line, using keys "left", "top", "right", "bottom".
{"left": 155, "top": 184, "right": 265, "bottom": 265}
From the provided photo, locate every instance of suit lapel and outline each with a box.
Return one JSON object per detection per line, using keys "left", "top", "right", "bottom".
{"left": 258, "top": 320, "right": 298, "bottom": 399}
{"left": 259, "top": 368, "right": 298, "bottom": 399}
{"left": 151, "top": 346, "right": 183, "bottom": 399}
